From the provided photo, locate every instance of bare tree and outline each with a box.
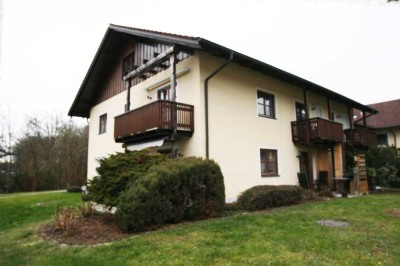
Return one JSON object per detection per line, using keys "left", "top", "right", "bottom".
{"left": 13, "top": 114, "right": 88, "bottom": 191}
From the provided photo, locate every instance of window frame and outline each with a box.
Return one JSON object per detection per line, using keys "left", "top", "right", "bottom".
{"left": 99, "top": 113, "right": 107, "bottom": 134}
{"left": 157, "top": 85, "right": 171, "bottom": 101}
{"left": 257, "top": 90, "right": 276, "bottom": 119}
{"left": 295, "top": 101, "right": 306, "bottom": 121}
{"left": 377, "top": 133, "right": 388, "bottom": 146}
{"left": 260, "top": 148, "right": 279, "bottom": 177}
{"left": 122, "top": 52, "right": 135, "bottom": 77}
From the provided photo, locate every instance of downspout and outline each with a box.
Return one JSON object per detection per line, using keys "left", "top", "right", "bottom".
{"left": 204, "top": 51, "right": 234, "bottom": 159}
{"left": 390, "top": 129, "right": 397, "bottom": 147}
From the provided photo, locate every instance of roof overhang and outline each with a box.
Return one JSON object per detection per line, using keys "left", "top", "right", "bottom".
{"left": 69, "top": 24, "right": 377, "bottom": 118}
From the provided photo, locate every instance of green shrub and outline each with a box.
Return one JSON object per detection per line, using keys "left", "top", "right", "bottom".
{"left": 87, "top": 150, "right": 168, "bottom": 207}
{"left": 366, "top": 146, "right": 400, "bottom": 188}
{"left": 237, "top": 185, "right": 303, "bottom": 211}
{"left": 66, "top": 186, "right": 82, "bottom": 193}
{"left": 117, "top": 157, "right": 225, "bottom": 232}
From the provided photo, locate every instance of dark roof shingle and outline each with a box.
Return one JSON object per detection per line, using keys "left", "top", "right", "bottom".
{"left": 366, "top": 99, "right": 400, "bottom": 128}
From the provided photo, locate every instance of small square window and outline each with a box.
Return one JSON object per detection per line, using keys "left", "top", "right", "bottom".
{"left": 99, "top": 114, "right": 107, "bottom": 134}
{"left": 257, "top": 91, "right": 275, "bottom": 118}
{"left": 260, "top": 149, "right": 278, "bottom": 177}
{"left": 377, "top": 134, "right": 388, "bottom": 146}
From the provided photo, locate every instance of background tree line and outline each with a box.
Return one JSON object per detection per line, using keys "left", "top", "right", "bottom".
{"left": 0, "top": 115, "right": 88, "bottom": 192}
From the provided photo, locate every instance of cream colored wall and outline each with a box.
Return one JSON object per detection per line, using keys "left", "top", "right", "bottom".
{"left": 87, "top": 92, "right": 126, "bottom": 179}
{"left": 375, "top": 127, "right": 400, "bottom": 148}
{"left": 87, "top": 55, "right": 203, "bottom": 179}
{"left": 87, "top": 49, "right": 354, "bottom": 201}
{"left": 199, "top": 52, "right": 306, "bottom": 200}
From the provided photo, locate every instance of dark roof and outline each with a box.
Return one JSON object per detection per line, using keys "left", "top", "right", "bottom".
{"left": 365, "top": 99, "right": 400, "bottom": 129}
{"left": 69, "top": 24, "right": 377, "bottom": 118}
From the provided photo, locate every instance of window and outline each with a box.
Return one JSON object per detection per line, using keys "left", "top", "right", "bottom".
{"left": 377, "top": 133, "right": 388, "bottom": 146}
{"left": 257, "top": 91, "right": 275, "bottom": 118}
{"left": 99, "top": 114, "right": 107, "bottom": 134}
{"left": 122, "top": 52, "right": 135, "bottom": 76}
{"left": 260, "top": 149, "right": 278, "bottom": 176}
{"left": 295, "top": 102, "right": 306, "bottom": 121}
{"left": 157, "top": 86, "right": 171, "bottom": 101}
{"left": 311, "top": 106, "right": 322, "bottom": 118}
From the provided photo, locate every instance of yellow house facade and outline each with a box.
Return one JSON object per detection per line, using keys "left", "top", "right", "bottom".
{"left": 69, "top": 25, "right": 377, "bottom": 201}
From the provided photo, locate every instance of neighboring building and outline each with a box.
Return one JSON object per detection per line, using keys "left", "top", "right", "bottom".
{"left": 69, "top": 25, "right": 377, "bottom": 201}
{"left": 357, "top": 99, "right": 400, "bottom": 148}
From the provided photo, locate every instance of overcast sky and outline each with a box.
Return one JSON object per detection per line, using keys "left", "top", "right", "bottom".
{"left": 1, "top": 0, "right": 399, "bottom": 133}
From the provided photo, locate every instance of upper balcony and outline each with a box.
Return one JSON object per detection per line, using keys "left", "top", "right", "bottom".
{"left": 114, "top": 100, "right": 194, "bottom": 143}
{"left": 344, "top": 128, "right": 377, "bottom": 148}
{"left": 291, "top": 117, "right": 344, "bottom": 145}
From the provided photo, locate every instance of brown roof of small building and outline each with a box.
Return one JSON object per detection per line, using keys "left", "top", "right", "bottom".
{"left": 366, "top": 99, "right": 400, "bottom": 129}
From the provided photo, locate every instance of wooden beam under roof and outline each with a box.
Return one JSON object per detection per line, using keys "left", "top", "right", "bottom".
{"left": 123, "top": 46, "right": 175, "bottom": 81}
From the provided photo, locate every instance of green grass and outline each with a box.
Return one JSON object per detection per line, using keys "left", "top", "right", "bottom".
{"left": 0, "top": 192, "right": 399, "bottom": 265}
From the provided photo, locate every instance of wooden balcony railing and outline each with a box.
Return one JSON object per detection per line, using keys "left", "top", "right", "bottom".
{"left": 344, "top": 128, "right": 377, "bottom": 148}
{"left": 291, "top": 118, "right": 344, "bottom": 145}
{"left": 114, "top": 100, "right": 194, "bottom": 142}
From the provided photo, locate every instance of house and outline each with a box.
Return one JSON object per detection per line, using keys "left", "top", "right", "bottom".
{"left": 69, "top": 24, "right": 377, "bottom": 201}
{"left": 354, "top": 99, "right": 400, "bottom": 148}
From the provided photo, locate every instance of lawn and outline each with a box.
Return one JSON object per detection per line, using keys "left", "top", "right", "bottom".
{"left": 0, "top": 192, "right": 399, "bottom": 266}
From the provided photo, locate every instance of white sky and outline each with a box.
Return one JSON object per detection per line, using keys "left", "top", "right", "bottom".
{"left": 1, "top": 0, "right": 399, "bottom": 133}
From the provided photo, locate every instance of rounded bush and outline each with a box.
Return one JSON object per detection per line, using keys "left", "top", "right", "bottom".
{"left": 237, "top": 185, "right": 303, "bottom": 211}
{"left": 117, "top": 157, "right": 225, "bottom": 232}
{"left": 87, "top": 150, "right": 168, "bottom": 207}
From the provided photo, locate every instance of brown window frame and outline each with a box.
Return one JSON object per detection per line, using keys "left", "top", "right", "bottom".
{"left": 257, "top": 91, "right": 275, "bottom": 118}
{"left": 260, "top": 149, "right": 278, "bottom": 177}
{"left": 99, "top": 113, "right": 107, "bottom": 134}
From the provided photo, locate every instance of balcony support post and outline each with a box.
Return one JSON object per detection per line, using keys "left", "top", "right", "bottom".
{"left": 327, "top": 98, "right": 332, "bottom": 120}
{"left": 362, "top": 110, "right": 367, "bottom": 128}
{"left": 348, "top": 105, "right": 354, "bottom": 130}
{"left": 170, "top": 49, "right": 178, "bottom": 157}
{"left": 125, "top": 79, "right": 131, "bottom": 112}
{"left": 303, "top": 89, "right": 310, "bottom": 120}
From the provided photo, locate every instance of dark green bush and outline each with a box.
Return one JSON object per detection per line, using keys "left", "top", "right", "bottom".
{"left": 66, "top": 186, "right": 82, "bottom": 193}
{"left": 81, "top": 194, "right": 93, "bottom": 202}
{"left": 117, "top": 157, "right": 225, "bottom": 232}
{"left": 366, "top": 146, "right": 400, "bottom": 188}
{"left": 87, "top": 150, "right": 168, "bottom": 207}
{"left": 237, "top": 185, "right": 303, "bottom": 211}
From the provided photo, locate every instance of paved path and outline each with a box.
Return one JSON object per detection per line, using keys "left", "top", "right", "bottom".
{"left": 0, "top": 190, "right": 66, "bottom": 199}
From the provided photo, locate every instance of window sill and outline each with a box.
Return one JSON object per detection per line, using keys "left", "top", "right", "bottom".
{"left": 258, "top": 114, "right": 276, "bottom": 120}
{"left": 261, "top": 174, "right": 280, "bottom": 178}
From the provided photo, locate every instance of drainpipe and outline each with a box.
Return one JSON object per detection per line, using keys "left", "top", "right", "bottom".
{"left": 390, "top": 129, "right": 397, "bottom": 147}
{"left": 204, "top": 51, "right": 234, "bottom": 159}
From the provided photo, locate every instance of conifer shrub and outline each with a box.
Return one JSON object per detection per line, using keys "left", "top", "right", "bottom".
{"left": 117, "top": 157, "right": 225, "bottom": 232}
{"left": 237, "top": 185, "right": 303, "bottom": 211}
{"left": 86, "top": 150, "right": 168, "bottom": 207}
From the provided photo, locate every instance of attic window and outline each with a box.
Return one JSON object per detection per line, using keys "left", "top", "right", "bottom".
{"left": 123, "top": 52, "right": 135, "bottom": 76}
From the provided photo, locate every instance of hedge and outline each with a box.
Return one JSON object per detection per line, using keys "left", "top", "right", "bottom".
{"left": 237, "top": 185, "right": 303, "bottom": 211}
{"left": 86, "top": 150, "right": 168, "bottom": 207}
{"left": 117, "top": 157, "right": 225, "bottom": 232}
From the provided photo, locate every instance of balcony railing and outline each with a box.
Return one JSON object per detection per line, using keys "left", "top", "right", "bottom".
{"left": 344, "top": 128, "right": 377, "bottom": 148}
{"left": 114, "top": 100, "right": 194, "bottom": 143}
{"left": 291, "top": 117, "right": 344, "bottom": 145}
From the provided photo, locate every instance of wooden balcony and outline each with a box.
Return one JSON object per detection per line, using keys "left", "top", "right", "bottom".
{"left": 344, "top": 128, "right": 377, "bottom": 148}
{"left": 291, "top": 118, "right": 344, "bottom": 145}
{"left": 114, "top": 100, "right": 194, "bottom": 143}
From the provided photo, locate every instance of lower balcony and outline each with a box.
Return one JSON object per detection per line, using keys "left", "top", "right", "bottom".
{"left": 114, "top": 100, "right": 194, "bottom": 143}
{"left": 344, "top": 128, "right": 377, "bottom": 148}
{"left": 291, "top": 118, "right": 344, "bottom": 145}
